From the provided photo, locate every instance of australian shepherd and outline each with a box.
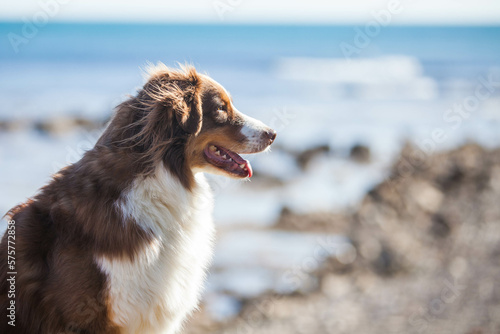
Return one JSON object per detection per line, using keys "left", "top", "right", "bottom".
{"left": 0, "top": 64, "right": 276, "bottom": 334}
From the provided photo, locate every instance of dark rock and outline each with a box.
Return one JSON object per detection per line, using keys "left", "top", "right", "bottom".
{"left": 0, "top": 120, "right": 11, "bottom": 132}
{"left": 430, "top": 213, "right": 451, "bottom": 238}
{"left": 296, "top": 144, "right": 330, "bottom": 169}
{"left": 34, "top": 117, "right": 105, "bottom": 135}
{"left": 350, "top": 144, "right": 370, "bottom": 163}
{"left": 372, "top": 246, "right": 402, "bottom": 277}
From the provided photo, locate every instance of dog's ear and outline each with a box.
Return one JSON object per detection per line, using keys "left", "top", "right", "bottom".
{"left": 143, "top": 64, "right": 203, "bottom": 135}
{"left": 175, "top": 85, "right": 202, "bottom": 135}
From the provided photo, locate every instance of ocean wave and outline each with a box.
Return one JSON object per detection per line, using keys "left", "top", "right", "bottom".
{"left": 275, "top": 56, "right": 438, "bottom": 100}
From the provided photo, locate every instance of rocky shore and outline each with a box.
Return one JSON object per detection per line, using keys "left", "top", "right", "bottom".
{"left": 187, "top": 143, "right": 500, "bottom": 334}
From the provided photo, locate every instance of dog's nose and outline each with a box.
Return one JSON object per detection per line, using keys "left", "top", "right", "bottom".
{"left": 265, "top": 129, "right": 277, "bottom": 143}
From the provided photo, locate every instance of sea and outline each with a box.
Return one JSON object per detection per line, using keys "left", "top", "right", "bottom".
{"left": 0, "top": 23, "right": 499, "bottom": 319}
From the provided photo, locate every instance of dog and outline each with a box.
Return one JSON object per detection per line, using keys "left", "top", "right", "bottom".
{"left": 0, "top": 64, "right": 276, "bottom": 334}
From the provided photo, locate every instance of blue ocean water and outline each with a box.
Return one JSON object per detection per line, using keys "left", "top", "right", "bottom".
{"left": 1, "top": 23, "right": 499, "bottom": 120}
{"left": 1, "top": 23, "right": 500, "bottom": 63}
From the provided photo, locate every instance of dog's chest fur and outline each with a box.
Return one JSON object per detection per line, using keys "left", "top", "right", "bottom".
{"left": 96, "top": 169, "right": 214, "bottom": 334}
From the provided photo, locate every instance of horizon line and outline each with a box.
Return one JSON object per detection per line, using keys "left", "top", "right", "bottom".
{"left": 0, "top": 19, "right": 499, "bottom": 27}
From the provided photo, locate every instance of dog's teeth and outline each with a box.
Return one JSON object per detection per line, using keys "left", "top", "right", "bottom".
{"left": 215, "top": 150, "right": 220, "bottom": 156}
{"left": 222, "top": 155, "right": 227, "bottom": 159}
{"left": 209, "top": 145, "right": 217, "bottom": 152}
{"left": 239, "top": 164, "right": 245, "bottom": 168}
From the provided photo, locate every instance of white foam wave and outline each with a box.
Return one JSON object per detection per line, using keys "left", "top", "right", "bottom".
{"left": 275, "top": 56, "right": 438, "bottom": 100}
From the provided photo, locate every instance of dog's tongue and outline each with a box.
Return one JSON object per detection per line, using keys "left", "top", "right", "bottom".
{"left": 226, "top": 150, "right": 253, "bottom": 178}
{"left": 205, "top": 144, "right": 253, "bottom": 178}
{"left": 244, "top": 160, "right": 253, "bottom": 178}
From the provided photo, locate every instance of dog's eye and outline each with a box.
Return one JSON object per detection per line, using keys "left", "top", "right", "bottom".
{"left": 215, "top": 108, "right": 228, "bottom": 122}
{"left": 216, "top": 108, "right": 228, "bottom": 118}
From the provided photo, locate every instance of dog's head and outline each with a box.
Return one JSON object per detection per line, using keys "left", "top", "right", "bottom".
{"left": 107, "top": 64, "right": 275, "bottom": 188}
{"left": 187, "top": 72, "right": 276, "bottom": 179}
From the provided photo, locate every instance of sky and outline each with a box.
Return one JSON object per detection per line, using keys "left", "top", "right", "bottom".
{"left": 0, "top": 0, "right": 500, "bottom": 25}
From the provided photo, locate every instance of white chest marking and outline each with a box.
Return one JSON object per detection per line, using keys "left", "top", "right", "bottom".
{"left": 96, "top": 170, "right": 214, "bottom": 334}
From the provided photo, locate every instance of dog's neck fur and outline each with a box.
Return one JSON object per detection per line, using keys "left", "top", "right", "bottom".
{"left": 97, "top": 167, "right": 215, "bottom": 334}
{"left": 47, "top": 142, "right": 215, "bottom": 334}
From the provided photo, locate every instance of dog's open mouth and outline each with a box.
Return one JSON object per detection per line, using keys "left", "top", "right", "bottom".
{"left": 204, "top": 144, "right": 253, "bottom": 178}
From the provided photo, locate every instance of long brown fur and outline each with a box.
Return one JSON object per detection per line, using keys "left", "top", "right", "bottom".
{"left": 0, "top": 65, "right": 203, "bottom": 334}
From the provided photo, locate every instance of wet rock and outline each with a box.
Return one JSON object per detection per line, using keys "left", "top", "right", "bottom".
{"left": 409, "top": 181, "right": 443, "bottom": 213}
{"left": 275, "top": 206, "right": 352, "bottom": 233}
{"left": 0, "top": 120, "right": 10, "bottom": 132}
{"left": 430, "top": 213, "right": 451, "bottom": 238}
{"left": 372, "top": 246, "right": 402, "bottom": 277}
{"left": 349, "top": 144, "right": 371, "bottom": 163}
{"left": 0, "top": 120, "right": 27, "bottom": 132}
{"left": 296, "top": 144, "right": 330, "bottom": 170}
{"left": 34, "top": 117, "right": 104, "bottom": 135}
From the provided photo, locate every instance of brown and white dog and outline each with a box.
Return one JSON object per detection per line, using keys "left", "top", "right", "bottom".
{"left": 0, "top": 64, "right": 276, "bottom": 334}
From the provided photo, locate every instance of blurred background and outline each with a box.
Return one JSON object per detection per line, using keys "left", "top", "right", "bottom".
{"left": 1, "top": 1, "right": 500, "bottom": 333}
